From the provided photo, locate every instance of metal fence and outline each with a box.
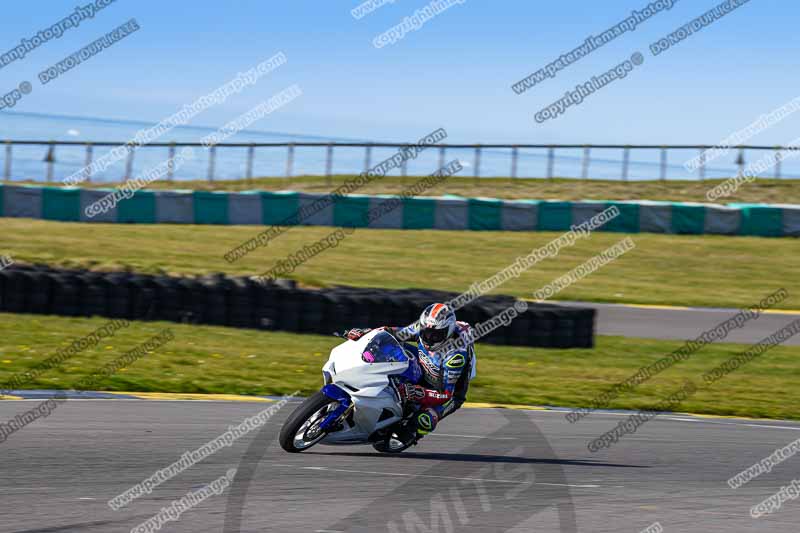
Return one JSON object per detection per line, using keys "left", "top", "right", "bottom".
{"left": 3, "top": 140, "right": 798, "bottom": 183}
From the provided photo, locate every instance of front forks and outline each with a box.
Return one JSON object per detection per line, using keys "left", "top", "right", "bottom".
{"left": 318, "top": 384, "right": 354, "bottom": 431}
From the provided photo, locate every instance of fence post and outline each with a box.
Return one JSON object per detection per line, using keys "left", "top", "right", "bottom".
{"left": 659, "top": 147, "right": 667, "bottom": 181}
{"left": 124, "top": 144, "right": 135, "bottom": 181}
{"left": 84, "top": 143, "right": 93, "bottom": 183}
{"left": 246, "top": 144, "right": 255, "bottom": 182}
{"left": 4, "top": 141, "right": 11, "bottom": 181}
{"left": 207, "top": 145, "right": 216, "bottom": 182}
{"left": 622, "top": 146, "right": 630, "bottom": 181}
{"left": 364, "top": 143, "right": 372, "bottom": 173}
{"left": 167, "top": 143, "right": 176, "bottom": 182}
{"left": 511, "top": 145, "right": 518, "bottom": 178}
{"left": 401, "top": 148, "right": 408, "bottom": 180}
{"left": 735, "top": 148, "right": 745, "bottom": 178}
{"left": 775, "top": 147, "right": 782, "bottom": 179}
{"left": 438, "top": 145, "right": 445, "bottom": 170}
{"left": 474, "top": 144, "right": 481, "bottom": 183}
{"left": 698, "top": 149, "right": 705, "bottom": 181}
{"left": 44, "top": 142, "right": 55, "bottom": 182}
{"left": 581, "top": 146, "right": 590, "bottom": 180}
{"left": 547, "top": 146, "right": 555, "bottom": 180}
{"left": 325, "top": 142, "right": 333, "bottom": 185}
{"left": 286, "top": 142, "right": 294, "bottom": 178}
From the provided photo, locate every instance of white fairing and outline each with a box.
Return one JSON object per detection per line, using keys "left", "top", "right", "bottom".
{"left": 320, "top": 329, "right": 408, "bottom": 444}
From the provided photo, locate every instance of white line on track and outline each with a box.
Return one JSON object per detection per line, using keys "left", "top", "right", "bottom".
{"left": 272, "top": 464, "right": 600, "bottom": 488}
{"left": 634, "top": 415, "right": 800, "bottom": 432}
{"left": 430, "top": 432, "right": 517, "bottom": 440}
{"left": 733, "top": 423, "right": 800, "bottom": 431}
{"left": 524, "top": 408, "right": 800, "bottom": 430}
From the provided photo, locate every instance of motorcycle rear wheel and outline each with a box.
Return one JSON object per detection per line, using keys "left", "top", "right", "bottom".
{"left": 372, "top": 425, "right": 417, "bottom": 453}
{"left": 279, "top": 392, "right": 337, "bottom": 453}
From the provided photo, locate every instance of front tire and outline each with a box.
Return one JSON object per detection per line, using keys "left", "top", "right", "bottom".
{"left": 279, "top": 391, "right": 337, "bottom": 453}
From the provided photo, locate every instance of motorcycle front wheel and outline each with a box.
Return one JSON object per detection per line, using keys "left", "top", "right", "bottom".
{"left": 279, "top": 392, "right": 337, "bottom": 453}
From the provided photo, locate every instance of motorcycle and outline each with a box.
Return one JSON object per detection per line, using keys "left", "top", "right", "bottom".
{"left": 279, "top": 329, "right": 424, "bottom": 453}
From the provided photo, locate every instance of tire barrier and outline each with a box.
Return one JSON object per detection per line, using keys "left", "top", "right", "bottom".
{"left": 0, "top": 264, "right": 594, "bottom": 348}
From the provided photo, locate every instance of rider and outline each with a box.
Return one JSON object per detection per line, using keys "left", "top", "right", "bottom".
{"left": 344, "top": 303, "right": 476, "bottom": 440}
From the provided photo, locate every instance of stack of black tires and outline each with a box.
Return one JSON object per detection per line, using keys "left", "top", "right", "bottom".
{"left": 0, "top": 264, "right": 594, "bottom": 348}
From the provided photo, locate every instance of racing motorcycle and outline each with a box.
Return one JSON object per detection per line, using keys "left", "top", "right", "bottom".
{"left": 279, "top": 329, "right": 424, "bottom": 453}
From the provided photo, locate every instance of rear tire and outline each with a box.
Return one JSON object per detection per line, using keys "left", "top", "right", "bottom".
{"left": 372, "top": 422, "right": 417, "bottom": 453}
{"left": 279, "top": 391, "right": 336, "bottom": 453}
{"left": 372, "top": 439, "right": 414, "bottom": 453}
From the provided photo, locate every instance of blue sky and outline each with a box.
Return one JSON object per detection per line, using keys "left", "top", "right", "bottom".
{"left": 0, "top": 0, "right": 796, "bottom": 145}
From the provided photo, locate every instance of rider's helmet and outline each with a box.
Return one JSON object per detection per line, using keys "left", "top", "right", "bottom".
{"left": 418, "top": 303, "right": 456, "bottom": 351}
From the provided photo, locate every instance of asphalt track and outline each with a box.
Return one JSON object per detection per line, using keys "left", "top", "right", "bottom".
{"left": 557, "top": 302, "right": 800, "bottom": 346}
{"left": 2, "top": 399, "right": 799, "bottom": 532}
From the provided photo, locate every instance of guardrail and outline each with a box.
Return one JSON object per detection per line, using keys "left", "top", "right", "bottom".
{"left": 3, "top": 139, "right": 797, "bottom": 183}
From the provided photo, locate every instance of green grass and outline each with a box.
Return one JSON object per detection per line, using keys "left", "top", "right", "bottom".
{"left": 0, "top": 313, "right": 797, "bottom": 420}
{"left": 9, "top": 175, "right": 800, "bottom": 204}
{"left": 1, "top": 218, "right": 798, "bottom": 310}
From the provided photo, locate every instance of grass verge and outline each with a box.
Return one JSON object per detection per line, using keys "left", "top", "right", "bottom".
{"left": 0, "top": 313, "right": 797, "bottom": 420}
{"left": 0, "top": 218, "right": 797, "bottom": 310}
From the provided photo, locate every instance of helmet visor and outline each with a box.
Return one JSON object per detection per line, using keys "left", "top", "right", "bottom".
{"left": 421, "top": 327, "right": 448, "bottom": 348}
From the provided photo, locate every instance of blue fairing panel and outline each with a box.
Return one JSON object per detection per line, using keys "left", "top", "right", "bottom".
{"left": 321, "top": 384, "right": 351, "bottom": 403}
{"left": 319, "top": 384, "right": 352, "bottom": 430}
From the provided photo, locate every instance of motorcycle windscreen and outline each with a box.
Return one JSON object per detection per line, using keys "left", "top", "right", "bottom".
{"left": 361, "top": 331, "right": 409, "bottom": 364}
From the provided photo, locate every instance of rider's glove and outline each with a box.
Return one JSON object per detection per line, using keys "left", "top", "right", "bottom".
{"left": 416, "top": 409, "right": 439, "bottom": 435}
{"left": 398, "top": 383, "right": 426, "bottom": 403}
{"left": 344, "top": 328, "right": 371, "bottom": 341}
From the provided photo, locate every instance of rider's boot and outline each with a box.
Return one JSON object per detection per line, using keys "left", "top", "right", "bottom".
{"left": 395, "top": 418, "right": 418, "bottom": 445}
{"left": 392, "top": 407, "right": 439, "bottom": 447}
